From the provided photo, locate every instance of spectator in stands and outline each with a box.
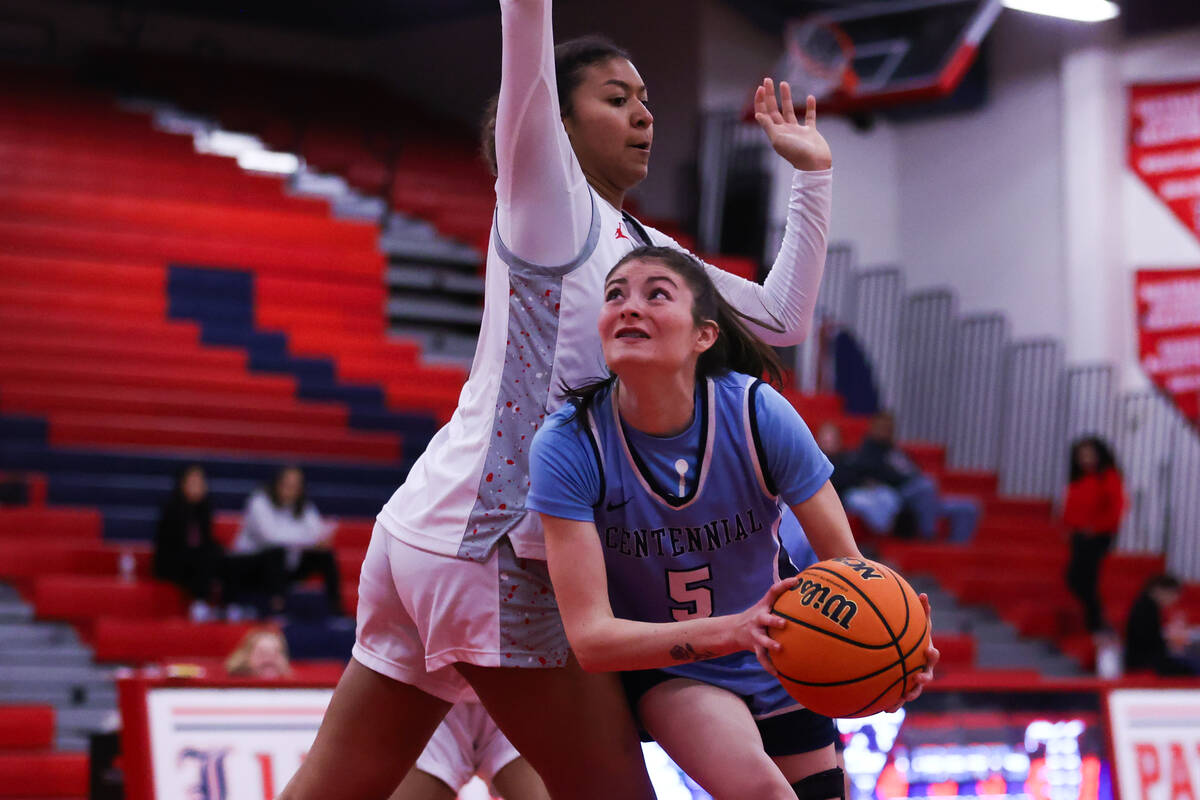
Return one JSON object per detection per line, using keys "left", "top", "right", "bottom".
{"left": 225, "top": 628, "right": 293, "bottom": 679}
{"left": 1124, "top": 574, "right": 1196, "bottom": 676}
{"left": 816, "top": 421, "right": 900, "bottom": 536}
{"left": 232, "top": 466, "right": 343, "bottom": 617}
{"left": 848, "top": 412, "right": 980, "bottom": 542}
{"left": 153, "top": 464, "right": 225, "bottom": 621}
{"left": 1063, "top": 436, "right": 1126, "bottom": 634}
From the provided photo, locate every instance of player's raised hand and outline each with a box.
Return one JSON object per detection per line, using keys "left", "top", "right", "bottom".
{"left": 741, "top": 575, "right": 801, "bottom": 676}
{"left": 753, "top": 78, "right": 832, "bottom": 172}
{"left": 886, "top": 592, "right": 939, "bottom": 712}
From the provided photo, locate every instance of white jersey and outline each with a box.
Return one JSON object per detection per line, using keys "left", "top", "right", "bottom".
{"left": 377, "top": 0, "right": 831, "bottom": 561}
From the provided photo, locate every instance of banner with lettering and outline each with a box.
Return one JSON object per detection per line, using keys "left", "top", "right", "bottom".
{"left": 1107, "top": 688, "right": 1200, "bottom": 800}
{"left": 1135, "top": 267, "right": 1200, "bottom": 424}
{"left": 1128, "top": 80, "right": 1200, "bottom": 245}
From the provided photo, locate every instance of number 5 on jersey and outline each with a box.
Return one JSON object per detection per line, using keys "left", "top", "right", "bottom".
{"left": 667, "top": 566, "right": 713, "bottom": 620}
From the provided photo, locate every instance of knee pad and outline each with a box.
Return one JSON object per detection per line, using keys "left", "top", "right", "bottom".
{"left": 792, "top": 767, "right": 846, "bottom": 800}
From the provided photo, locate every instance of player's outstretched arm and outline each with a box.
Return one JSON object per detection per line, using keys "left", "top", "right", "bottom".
{"left": 495, "top": 0, "right": 592, "bottom": 268}
{"left": 541, "top": 513, "right": 793, "bottom": 672}
{"left": 696, "top": 79, "right": 831, "bottom": 347}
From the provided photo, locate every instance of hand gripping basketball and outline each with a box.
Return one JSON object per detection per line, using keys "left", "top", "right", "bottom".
{"left": 766, "top": 557, "right": 939, "bottom": 718}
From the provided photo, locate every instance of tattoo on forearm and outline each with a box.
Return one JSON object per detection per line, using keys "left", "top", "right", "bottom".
{"left": 669, "top": 643, "right": 717, "bottom": 662}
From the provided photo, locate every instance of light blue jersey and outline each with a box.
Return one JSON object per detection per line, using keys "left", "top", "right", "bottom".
{"left": 529, "top": 371, "right": 833, "bottom": 718}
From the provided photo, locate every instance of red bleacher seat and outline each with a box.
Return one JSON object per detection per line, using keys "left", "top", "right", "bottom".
{"left": 92, "top": 619, "right": 271, "bottom": 663}
{"left": 0, "top": 753, "right": 88, "bottom": 798}
{"left": 32, "top": 576, "right": 185, "bottom": 625}
{"left": 0, "top": 542, "right": 150, "bottom": 592}
{"left": 0, "top": 707, "right": 54, "bottom": 750}
{"left": 0, "top": 508, "right": 101, "bottom": 542}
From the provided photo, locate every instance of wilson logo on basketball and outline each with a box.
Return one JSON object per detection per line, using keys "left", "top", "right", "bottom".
{"left": 794, "top": 578, "right": 858, "bottom": 629}
{"left": 834, "top": 556, "right": 885, "bottom": 581}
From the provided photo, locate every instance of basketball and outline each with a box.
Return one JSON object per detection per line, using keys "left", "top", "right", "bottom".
{"left": 769, "top": 557, "right": 930, "bottom": 718}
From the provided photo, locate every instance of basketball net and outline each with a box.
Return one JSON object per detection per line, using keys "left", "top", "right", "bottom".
{"left": 781, "top": 17, "right": 859, "bottom": 103}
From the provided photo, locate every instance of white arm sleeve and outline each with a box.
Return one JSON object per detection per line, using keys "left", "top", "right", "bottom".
{"left": 697, "top": 168, "right": 832, "bottom": 347}
{"left": 495, "top": 0, "right": 592, "bottom": 266}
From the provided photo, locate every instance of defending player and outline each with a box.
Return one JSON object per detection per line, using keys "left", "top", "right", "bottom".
{"left": 529, "top": 246, "right": 939, "bottom": 799}
{"left": 279, "top": 0, "right": 835, "bottom": 795}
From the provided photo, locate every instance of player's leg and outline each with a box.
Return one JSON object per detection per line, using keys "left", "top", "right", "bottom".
{"left": 472, "top": 703, "right": 550, "bottom": 800}
{"left": 279, "top": 659, "right": 451, "bottom": 800}
{"left": 760, "top": 706, "right": 842, "bottom": 799}
{"left": 772, "top": 744, "right": 842, "bottom": 800}
{"left": 635, "top": 677, "right": 795, "bottom": 799}
{"left": 388, "top": 768, "right": 458, "bottom": 800}
{"left": 457, "top": 658, "right": 654, "bottom": 800}
{"left": 490, "top": 758, "right": 551, "bottom": 800}
{"left": 279, "top": 526, "right": 468, "bottom": 800}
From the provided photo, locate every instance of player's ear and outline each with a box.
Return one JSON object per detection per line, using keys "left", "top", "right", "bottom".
{"left": 695, "top": 320, "right": 719, "bottom": 354}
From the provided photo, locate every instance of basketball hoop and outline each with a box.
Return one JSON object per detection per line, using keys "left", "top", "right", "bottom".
{"left": 782, "top": 16, "right": 859, "bottom": 103}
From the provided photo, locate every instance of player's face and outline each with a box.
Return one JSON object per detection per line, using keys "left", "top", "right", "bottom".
{"left": 562, "top": 58, "right": 653, "bottom": 192}
{"left": 599, "top": 259, "right": 716, "bottom": 378}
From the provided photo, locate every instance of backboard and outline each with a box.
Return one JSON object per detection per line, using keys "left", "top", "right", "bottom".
{"left": 781, "top": 0, "right": 1003, "bottom": 113}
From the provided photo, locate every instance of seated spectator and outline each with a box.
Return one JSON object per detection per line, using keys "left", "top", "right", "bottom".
{"left": 848, "top": 412, "right": 979, "bottom": 542}
{"left": 225, "top": 628, "right": 292, "bottom": 679}
{"left": 815, "top": 421, "right": 901, "bottom": 536}
{"left": 153, "top": 465, "right": 225, "bottom": 620}
{"left": 232, "top": 466, "right": 343, "bottom": 617}
{"left": 1124, "top": 574, "right": 1197, "bottom": 676}
{"left": 1063, "top": 436, "right": 1125, "bottom": 634}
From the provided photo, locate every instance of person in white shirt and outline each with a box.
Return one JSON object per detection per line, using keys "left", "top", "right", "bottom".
{"left": 280, "top": 1, "right": 833, "bottom": 797}
{"left": 232, "top": 466, "right": 343, "bottom": 617}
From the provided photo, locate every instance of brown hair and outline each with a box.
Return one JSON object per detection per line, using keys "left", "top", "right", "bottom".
{"left": 481, "top": 35, "right": 632, "bottom": 176}
{"left": 563, "top": 246, "right": 784, "bottom": 416}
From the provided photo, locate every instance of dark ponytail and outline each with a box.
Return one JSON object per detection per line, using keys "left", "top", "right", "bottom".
{"left": 562, "top": 246, "right": 784, "bottom": 418}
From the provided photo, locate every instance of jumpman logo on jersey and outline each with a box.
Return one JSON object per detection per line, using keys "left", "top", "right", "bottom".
{"left": 615, "top": 223, "right": 630, "bottom": 241}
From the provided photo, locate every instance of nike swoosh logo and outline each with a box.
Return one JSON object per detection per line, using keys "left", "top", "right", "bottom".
{"left": 606, "top": 498, "right": 631, "bottom": 511}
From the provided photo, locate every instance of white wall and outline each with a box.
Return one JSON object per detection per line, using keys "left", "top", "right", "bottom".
{"left": 893, "top": 10, "right": 1071, "bottom": 342}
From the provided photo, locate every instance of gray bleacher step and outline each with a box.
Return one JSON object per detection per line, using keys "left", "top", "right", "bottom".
{"left": 55, "top": 732, "right": 91, "bottom": 752}
{"left": 0, "top": 685, "right": 116, "bottom": 707}
{"left": 387, "top": 297, "right": 483, "bottom": 327}
{"left": 0, "top": 621, "right": 81, "bottom": 647}
{"left": 2, "top": 684, "right": 121, "bottom": 709}
{"left": 388, "top": 326, "right": 479, "bottom": 363}
{"left": 57, "top": 706, "right": 120, "bottom": 736}
{"left": 0, "top": 599, "right": 33, "bottom": 623}
{"left": 0, "top": 664, "right": 115, "bottom": 687}
{"left": 0, "top": 645, "right": 93, "bottom": 667}
{"left": 0, "top": 583, "right": 20, "bottom": 600}
{"left": 388, "top": 265, "right": 485, "bottom": 296}
{"left": 0, "top": 686, "right": 76, "bottom": 705}
{"left": 381, "top": 232, "right": 481, "bottom": 266}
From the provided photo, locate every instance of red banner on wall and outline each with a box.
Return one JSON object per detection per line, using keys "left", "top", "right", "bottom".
{"left": 1136, "top": 267, "right": 1200, "bottom": 423}
{"left": 1128, "top": 80, "right": 1200, "bottom": 245}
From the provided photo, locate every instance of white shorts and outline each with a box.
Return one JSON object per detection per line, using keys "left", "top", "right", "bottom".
{"left": 352, "top": 523, "right": 570, "bottom": 704}
{"left": 415, "top": 701, "right": 521, "bottom": 790}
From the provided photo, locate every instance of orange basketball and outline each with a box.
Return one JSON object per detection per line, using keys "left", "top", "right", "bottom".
{"left": 769, "top": 556, "right": 930, "bottom": 718}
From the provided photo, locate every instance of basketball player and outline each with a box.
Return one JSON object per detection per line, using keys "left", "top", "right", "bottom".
{"left": 278, "top": 0, "right": 835, "bottom": 794}
{"left": 390, "top": 702, "right": 548, "bottom": 800}
{"left": 528, "top": 247, "right": 939, "bottom": 800}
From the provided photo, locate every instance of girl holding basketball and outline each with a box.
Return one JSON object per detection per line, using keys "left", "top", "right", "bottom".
{"left": 280, "top": 0, "right": 836, "bottom": 796}
{"left": 529, "top": 246, "right": 939, "bottom": 800}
